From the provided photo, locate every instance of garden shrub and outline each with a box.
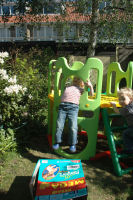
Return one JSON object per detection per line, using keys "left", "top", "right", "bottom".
{"left": 0, "top": 46, "right": 56, "bottom": 154}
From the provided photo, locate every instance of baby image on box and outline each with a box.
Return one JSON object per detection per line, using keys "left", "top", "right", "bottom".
{"left": 42, "top": 164, "right": 60, "bottom": 180}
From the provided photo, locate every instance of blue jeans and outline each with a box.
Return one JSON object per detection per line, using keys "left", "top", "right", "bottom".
{"left": 122, "top": 126, "right": 133, "bottom": 151}
{"left": 55, "top": 102, "right": 79, "bottom": 145}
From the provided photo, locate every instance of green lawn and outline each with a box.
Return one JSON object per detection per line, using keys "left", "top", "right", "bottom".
{"left": 0, "top": 134, "right": 133, "bottom": 200}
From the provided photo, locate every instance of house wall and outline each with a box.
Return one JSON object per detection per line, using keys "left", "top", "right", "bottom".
{"left": 0, "top": 22, "right": 133, "bottom": 44}
{"left": 0, "top": 23, "right": 84, "bottom": 42}
{"left": 0, "top": 0, "right": 133, "bottom": 43}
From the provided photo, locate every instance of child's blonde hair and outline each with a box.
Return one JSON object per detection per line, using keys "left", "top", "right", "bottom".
{"left": 72, "top": 77, "right": 84, "bottom": 88}
{"left": 118, "top": 87, "right": 133, "bottom": 100}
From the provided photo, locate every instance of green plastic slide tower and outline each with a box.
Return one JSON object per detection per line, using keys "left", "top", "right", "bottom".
{"left": 101, "top": 61, "right": 133, "bottom": 176}
{"left": 48, "top": 57, "right": 103, "bottom": 159}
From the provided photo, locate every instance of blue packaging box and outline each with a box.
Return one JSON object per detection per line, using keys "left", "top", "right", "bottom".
{"left": 29, "top": 159, "right": 87, "bottom": 200}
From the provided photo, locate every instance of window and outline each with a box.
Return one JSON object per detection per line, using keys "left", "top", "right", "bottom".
{"left": 17, "top": 7, "right": 25, "bottom": 15}
{"left": 46, "top": 26, "right": 52, "bottom": 39}
{"left": 0, "top": 28, "right": 5, "bottom": 38}
{"left": 44, "top": 5, "right": 55, "bottom": 14}
{"left": 0, "top": 7, "right": 2, "bottom": 15}
{"left": 63, "top": 24, "right": 76, "bottom": 40}
{"left": 33, "top": 26, "right": 52, "bottom": 40}
{"left": 2, "top": 6, "right": 10, "bottom": 15}
{"left": 88, "top": 6, "right": 92, "bottom": 13}
{"left": 38, "top": 27, "right": 45, "bottom": 38}
{"left": 63, "top": 0, "right": 77, "bottom": 2}
{"left": 0, "top": 5, "right": 16, "bottom": 15}
{"left": 10, "top": 6, "right": 15, "bottom": 15}
{"left": 54, "top": 24, "right": 63, "bottom": 37}
{"left": 16, "top": 27, "right": 26, "bottom": 38}
{"left": 44, "top": 3, "right": 60, "bottom": 14}
{"left": 99, "top": 1, "right": 111, "bottom": 10}
{"left": 10, "top": 26, "right": 16, "bottom": 37}
{"left": 6, "top": 0, "right": 17, "bottom": 2}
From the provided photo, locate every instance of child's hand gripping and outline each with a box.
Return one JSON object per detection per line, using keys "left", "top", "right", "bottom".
{"left": 110, "top": 101, "right": 116, "bottom": 107}
{"left": 85, "top": 79, "right": 94, "bottom": 96}
{"left": 110, "top": 101, "right": 120, "bottom": 113}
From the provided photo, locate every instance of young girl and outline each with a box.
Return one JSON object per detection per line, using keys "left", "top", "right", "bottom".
{"left": 53, "top": 77, "right": 94, "bottom": 153}
{"left": 111, "top": 87, "right": 133, "bottom": 154}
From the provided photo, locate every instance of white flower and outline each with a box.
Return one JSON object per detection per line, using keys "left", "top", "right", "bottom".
{"left": 4, "top": 84, "right": 20, "bottom": 94}
{"left": 14, "top": 84, "right": 22, "bottom": 94}
{"left": 0, "top": 69, "right": 7, "bottom": 76}
{"left": 0, "top": 52, "right": 9, "bottom": 58}
{"left": 29, "top": 94, "right": 32, "bottom": 99}
{"left": 0, "top": 58, "right": 4, "bottom": 64}
{"left": 4, "top": 86, "right": 13, "bottom": 94}
{"left": 0, "top": 52, "right": 9, "bottom": 64}
{"left": 8, "top": 75, "right": 17, "bottom": 84}
{"left": 22, "top": 87, "right": 27, "bottom": 92}
{"left": 2, "top": 74, "right": 9, "bottom": 80}
{"left": 21, "top": 87, "right": 27, "bottom": 94}
{"left": 0, "top": 69, "right": 9, "bottom": 80}
{"left": 4, "top": 84, "right": 27, "bottom": 95}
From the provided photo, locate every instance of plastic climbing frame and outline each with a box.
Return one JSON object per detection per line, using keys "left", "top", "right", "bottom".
{"left": 48, "top": 57, "right": 103, "bottom": 159}
{"left": 100, "top": 61, "right": 133, "bottom": 176}
{"left": 48, "top": 57, "right": 133, "bottom": 176}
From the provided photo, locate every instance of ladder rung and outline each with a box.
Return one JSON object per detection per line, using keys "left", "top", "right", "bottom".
{"left": 111, "top": 126, "right": 126, "bottom": 131}
{"left": 117, "top": 153, "right": 133, "bottom": 158}
{"left": 121, "top": 168, "right": 133, "bottom": 175}
{"left": 108, "top": 113, "right": 122, "bottom": 118}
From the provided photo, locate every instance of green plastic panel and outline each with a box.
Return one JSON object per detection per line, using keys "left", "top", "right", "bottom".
{"left": 106, "top": 61, "right": 133, "bottom": 96}
{"left": 48, "top": 57, "right": 103, "bottom": 159}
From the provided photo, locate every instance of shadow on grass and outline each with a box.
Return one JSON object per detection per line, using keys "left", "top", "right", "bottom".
{"left": 0, "top": 176, "right": 32, "bottom": 200}
{"left": 10, "top": 120, "right": 133, "bottom": 200}
{"left": 83, "top": 157, "right": 133, "bottom": 200}
{"left": 1, "top": 163, "right": 133, "bottom": 200}
{"left": 14, "top": 120, "right": 58, "bottom": 163}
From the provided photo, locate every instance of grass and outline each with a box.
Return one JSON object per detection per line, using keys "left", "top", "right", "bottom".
{"left": 0, "top": 134, "right": 133, "bottom": 200}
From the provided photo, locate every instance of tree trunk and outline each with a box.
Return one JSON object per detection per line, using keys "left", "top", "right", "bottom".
{"left": 86, "top": 0, "right": 99, "bottom": 59}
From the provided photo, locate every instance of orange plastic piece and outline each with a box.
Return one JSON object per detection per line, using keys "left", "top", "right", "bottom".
{"left": 85, "top": 104, "right": 89, "bottom": 107}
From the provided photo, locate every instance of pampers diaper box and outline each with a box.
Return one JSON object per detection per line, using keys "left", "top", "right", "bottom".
{"left": 29, "top": 159, "right": 87, "bottom": 200}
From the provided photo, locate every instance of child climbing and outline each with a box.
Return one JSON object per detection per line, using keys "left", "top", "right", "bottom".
{"left": 52, "top": 77, "right": 94, "bottom": 153}
{"left": 110, "top": 87, "right": 133, "bottom": 154}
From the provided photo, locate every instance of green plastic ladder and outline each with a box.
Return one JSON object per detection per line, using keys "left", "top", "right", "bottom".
{"left": 101, "top": 61, "right": 133, "bottom": 176}
{"left": 101, "top": 108, "right": 133, "bottom": 176}
{"left": 48, "top": 57, "right": 103, "bottom": 159}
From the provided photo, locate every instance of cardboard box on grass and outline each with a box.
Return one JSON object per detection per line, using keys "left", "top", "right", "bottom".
{"left": 29, "top": 159, "right": 88, "bottom": 200}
